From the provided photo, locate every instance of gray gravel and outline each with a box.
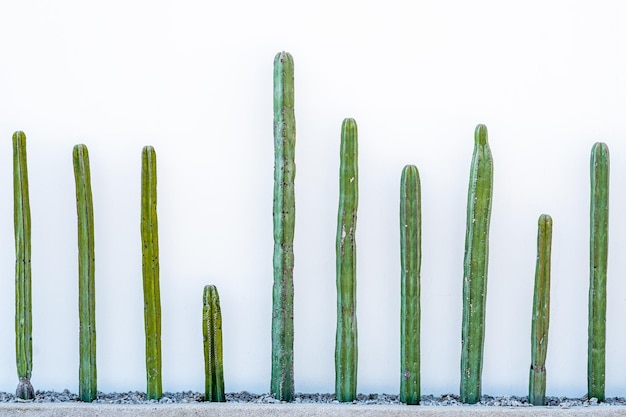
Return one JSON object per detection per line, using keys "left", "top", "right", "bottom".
{"left": 0, "top": 391, "right": 625, "bottom": 407}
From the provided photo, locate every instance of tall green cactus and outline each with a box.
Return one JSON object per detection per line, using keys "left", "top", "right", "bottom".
{"left": 400, "top": 165, "right": 421, "bottom": 405}
{"left": 460, "top": 124, "right": 493, "bottom": 404}
{"left": 529, "top": 214, "right": 553, "bottom": 406}
{"left": 335, "top": 118, "right": 358, "bottom": 402}
{"left": 73, "top": 144, "right": 97, "bottom": 402}
{"left": 140, "top": 145, "right": 162, "bottom": 400}
{"left": 589, "top": 142, "right": 609, "bottom": 401}
{"left": 271, "top": 50, "right": 295, "bottom": 402}
{"left": 13, "top": 131, "right": 34, "bottom": 400}
{"left": 203, "top": 285, "right": 225, "bottom": 402}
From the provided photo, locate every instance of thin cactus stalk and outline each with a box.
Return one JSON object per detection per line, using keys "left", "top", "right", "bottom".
{"left": 141, "top": 145, "right": 162, "bottom": 400}
{"left": 203, "top": 285, "right": 225, "bottom": 402}
{"left": 400, "top": 165, "right": 421, "bottom": 405}
{"left": 529, "top": 214, "right": 553, "bottom": 406}
{"left": 271, "top": 50, "right": 295, "bottom": 402}
{"left": 589, "top": 142, "right": 609, "bottom": 401}
{"left": 460, "top": 124, "right": 493, "bottom": 404}
{"left": 73, "top": 144, "right": 97, "bottom": 402}
{"left": 335, "top": 118, "right": 358, "bottom": 402}
{"left": 13, "top": 131, "right": 34, "bottom": 400}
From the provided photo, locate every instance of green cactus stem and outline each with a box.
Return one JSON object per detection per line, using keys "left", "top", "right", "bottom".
{"left": 589, "top": 142, "right": 609, "bottom": 401}
{"left": 335, "top": 118, "right": 358, "bottom": 403}
{"left": 203, "top": 285, "right": 225, "bottom": 402}
{"left": 460, "top": 124, "right": 493, "bottom": 404}
{"left": 141, "top": 145, "right": 162, "bottom": 400}
{"left": 529, "top": 214, "right": 553, "bottom": 406}
{"left": 73, "top": 144, "right": 97, "bottom": 402}
{"left": 271, "top": 50, "right": 295, "bottom": 402}
{"left": 13, "top": 131, "right": 34, "bottom": 400}
{"left": 400, "top": 165, "right": 421, "bottom": 405}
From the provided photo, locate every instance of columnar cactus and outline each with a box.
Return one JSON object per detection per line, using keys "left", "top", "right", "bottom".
{"left": 529, "top": 214, "right": 553, "bottom": 406}
{"left": 203, "top": 285, "right": 225, "bottom": 402}
{"left": 13, "top": 131, "right": 34, "bottom": 400}
{"left": 335, "top": 118, "right": 358, "bottom": 402}
{"left": 460, "top": 124, "right": 493, "bottom": 404}
{"left": 400, "top": 165, "right": 421, "bottom": 405}
{"left": 140, "top": 145, "right": 162, "bottom": 400}
{"left": 589, "top": 142, "right": 609, "bottom": 401}
{"left": 271, "top": 50, "right": 296, "bottom": 402}
{"left": 73, "top": 144, "right": 97, "bottom": 402}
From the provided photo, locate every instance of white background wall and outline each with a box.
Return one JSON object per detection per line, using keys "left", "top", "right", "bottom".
{"left": 0, "top": 0, "right": 625, "bottom": 399}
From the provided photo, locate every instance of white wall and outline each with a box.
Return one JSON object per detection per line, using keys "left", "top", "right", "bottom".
{"left": 0, "top": 0, "right": 625, "bottom": 398}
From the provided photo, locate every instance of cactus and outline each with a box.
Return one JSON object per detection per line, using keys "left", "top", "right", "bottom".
{"left": 203, "top": 285, "right": 225, "bottom": 402}
{"left": 13, "top": 131, "right": 34, "bottom": 400}
{"left": 271, "top": 50, "right": 295, "bottom": 402}
{"left": 73, "top": 144, "right": 97, "bottom": 402}
{"left": 460, "top": 124, "right": 493, "bottom": 404}
{"left": 140, "top": 145, "right": 162, "bottom": 400}
{"left": 400, "top": 165, "right": 421, "bottom": 405}
{"left": 335, "top": 118, "right": 358, "bottom": 402}
{"left": 529, "top": 214, "right": 553, "bottom": 406}
{"left": 589, "top": 142, "right": 609, "bottom": 401}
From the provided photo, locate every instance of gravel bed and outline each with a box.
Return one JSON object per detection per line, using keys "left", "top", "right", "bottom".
{"left": 0, "top": 390, "right": 625, "bottom": 407}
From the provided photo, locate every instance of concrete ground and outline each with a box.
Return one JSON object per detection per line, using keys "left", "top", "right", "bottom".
{"left": 1, "top": 404, "right": 626, "bottom": 417}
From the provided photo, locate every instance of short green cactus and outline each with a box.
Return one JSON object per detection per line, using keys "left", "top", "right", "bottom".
{"left": 589, "top": 142, "right": 609, "bottom": 401}
{"left": 203, "top": 285, "right": 225, "bottom": 402}
{"left": 73, "top": 144, "right": 97, "bottom": 402}
{"left": 400, "top": 165, "right": 421, "bottom": 405}
{"left": 335, "top": 118, "right": 358, "bottom": 403}
{"left": 460, "top": 124, "right": 493, "bottom": 404}
{"left": 140, "top": 146, "right": 162, "bottom": 400}
{"left": 271, "top": 50, "right": 296, "bottom": 402}
{"left": 529, "top": 214, "right": 553, "bottom": 406}
{"left": 13, "top": 131, "right": 34, "bottom": 400}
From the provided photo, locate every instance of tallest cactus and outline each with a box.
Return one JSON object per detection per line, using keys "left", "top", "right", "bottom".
{"left": 13, "top": 131, "right": 34, "bottom": 400}
{"left": 588, "top": 142, "right": 609, "bottom": 401}
{"left": 271, "top": 51, "right": 296, "bottom": 402}
{"left": 460, "top": 124, "right": 493, "bottom": 404}
{"left": 335, "top": 118, "right": 358, "bottom": 402}
{"left": 141, "top": 145, "right": 162, "bottom": 400}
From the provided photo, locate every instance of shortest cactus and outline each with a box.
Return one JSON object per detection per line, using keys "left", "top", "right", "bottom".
{"left": 203, "top": 285, "right": 225, "bottom": 402}
{"left": 529, "top": 214, "right": 553, "bottom": 406}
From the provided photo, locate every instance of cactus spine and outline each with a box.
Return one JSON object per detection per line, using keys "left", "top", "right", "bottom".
{"left": 335, "top": 118, "right": 358, "bottom": 402}
{"left": 400, "top": 165, "right": 421, "bottom": 405}
{"left": 73, "top": 144, "right": 97, "bottom": 402}
{"left": 271, "top": 51, "right": 296, "bottom": 401}
{"left": 140, "top": 146, "right": 162, "bottom": 400}
{"left": 13, "top": 131, "right": 34, "bottom": 400}
{"left": 203, "top": 285, "right": 225, "bottom": 402}
{"left": 529, "top": 214, "right": 552, "bottom": 406}
{"left": 589, "top": 142, "right": 609, "bottom": 401}
{"left": 460, "top": 124, "right": 493, "bottom": 404}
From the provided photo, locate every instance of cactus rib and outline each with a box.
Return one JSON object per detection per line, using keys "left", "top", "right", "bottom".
{"left": 13, "top": 131, "right": 34, "bottom": 400}
{"left": 203, "top": 285, "right": 225, "bottom": 402}
{"left": 73, "top": 144, "right": 97, "bottom": 402}
{"left": 335, "top": 118, "right": 358, "bottom": 402}
{"left": 588, "top": 142, "right": 609, "bottom": 401}
{"left": 141, "top": 146, "right": 162, "bottom": 400}
{"left": 529, "top": 214, "right": 552, "bottom": 406}
{"left": 460, "top": 124, "right": 493, "bottom": 404}
{"left": 400, "top": 165, "right": 421, "bottom": 405}
{"left": 271, "top": 51, "right": 296, "bottom": 402}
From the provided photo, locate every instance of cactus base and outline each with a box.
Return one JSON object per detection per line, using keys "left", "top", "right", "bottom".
{"left": 16, "top": 378, "right": 34, "bottom": 400}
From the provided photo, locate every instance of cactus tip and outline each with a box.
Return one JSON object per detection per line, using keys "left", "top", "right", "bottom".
{"left": 342, "top": 118, "right": 358, "bottom": 132}
{"left": 275, "top": 51, "right": 293, "bottom": 64}
{"left": 12, "top": 131, "right": 26, "bottom": 140}
{"left": 592, "top": 142, "right": 609, "bottom": 158}
{"left": 474, "top": 124, "right": 488, "bottom": 145}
